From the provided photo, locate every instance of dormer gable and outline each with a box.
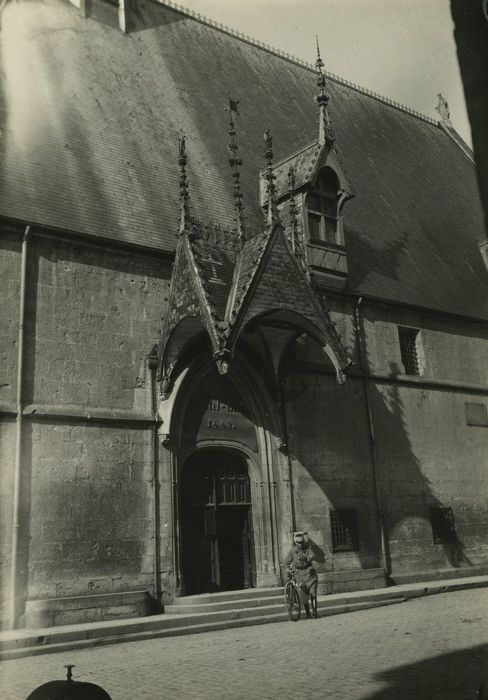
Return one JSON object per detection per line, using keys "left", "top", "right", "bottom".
{"left": 259, "top": 44, "right": 354, "bottom": 288}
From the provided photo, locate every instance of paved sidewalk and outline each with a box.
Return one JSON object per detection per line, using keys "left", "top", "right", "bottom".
{"left": 1, "top": 588, "right": 487, "bottom": 700}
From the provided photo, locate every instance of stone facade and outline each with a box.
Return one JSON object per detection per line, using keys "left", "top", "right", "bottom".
{"left": 2, "top": 222, "right": 487, "bottom": 629}
{"left": 1, "top": 0, "right": 488, "bottom": 631}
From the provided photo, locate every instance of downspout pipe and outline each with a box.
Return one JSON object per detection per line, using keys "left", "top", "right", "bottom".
{"left": 354, "top": 296, "right": 391, "bottom": 580}
{"left": 280, "top": 383, "right": 296, "bottom": 536}
{"left": 9, "top": 224, "right": 30, "bottom": 629}
{"left": 147, "top": 347, "right": 162, "bottom": 606}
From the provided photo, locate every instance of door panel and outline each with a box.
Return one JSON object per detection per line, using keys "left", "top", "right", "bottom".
{"left": 181, "top": 451, "right": 255, "bottom": 594}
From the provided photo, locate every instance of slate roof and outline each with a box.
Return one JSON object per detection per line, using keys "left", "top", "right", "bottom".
{"left": 189, "top": 225, "right": 237, "bottom": 319}
{"left": 1, "top": 0, "right": 487, "bottom": 319}
{"left": 272, "top": 142, "right": 322, "bottom": 199}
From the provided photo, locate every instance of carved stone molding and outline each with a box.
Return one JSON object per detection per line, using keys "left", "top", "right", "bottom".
{"left": 274, "top": 436, "right": 288, "bottom": 453}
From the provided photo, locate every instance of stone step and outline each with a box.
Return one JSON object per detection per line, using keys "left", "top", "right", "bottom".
{"left": 165, "top": 595, "right": 283, "bottom": 614}
{"left": 170, "top": 587, "right": 282, "bottom": 605}
{"left": 166, "top": 583, "right": 414, "bottom": 615}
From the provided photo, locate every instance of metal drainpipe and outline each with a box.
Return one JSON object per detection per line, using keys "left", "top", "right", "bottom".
{"left": 171, "top": 451, "right": 181, "bottom": 594}
{"left": 9, "top": 224, "right": 30, "bottom": 629}
{"left": 280, "top": 383, "right": 296, "bottom": 535}
{"left": 147, "top": 349, "right": 161, "bottom": 605}
{"left": 354, "top": 296, "right": 391, "bottom": 579}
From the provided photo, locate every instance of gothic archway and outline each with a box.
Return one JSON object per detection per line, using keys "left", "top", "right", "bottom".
{"left": 158, "top": 354, "right": 291, "bottom": 597}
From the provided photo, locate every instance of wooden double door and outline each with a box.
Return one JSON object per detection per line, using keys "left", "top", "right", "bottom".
{"left": 181, "top": 451, "right": 256, "bottom": 595}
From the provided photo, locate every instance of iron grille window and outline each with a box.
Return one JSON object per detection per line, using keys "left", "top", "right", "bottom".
{"left": 398, "top": 327, "right": 421, "bottom": 376}
{"left": 330, "top": 509, "right": 359, "bottom": 552}
{"left": 217, "top": 475, "right": 251, "bottom": 504}
{"left": 465, "top": 402, "right": 488, "bottom": 427}
{"left": 430, "top": 507, "right": 456, "bottom": 544}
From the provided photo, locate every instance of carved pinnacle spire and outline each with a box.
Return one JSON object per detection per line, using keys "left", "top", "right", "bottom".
{"left": 315, "top": 37, "right": 334, "bottom": 146}
{"left": 264, "top": 129, "right": 278, "bottom": 226}
{"left": 288, "top": 165, "right": 298, "bottom": 254}
{"left": 227, "top": 100, "right": 245, "bottom": 245}
{"left": 435, "top": 93, "right": 451, "bottom": 125}
{"left": 178, "top": 135, "right": 190, "bottom": 235}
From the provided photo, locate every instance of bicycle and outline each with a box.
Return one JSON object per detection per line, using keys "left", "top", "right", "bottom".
{"left": 281, "top": 564, "right": 318, "bottom": 621}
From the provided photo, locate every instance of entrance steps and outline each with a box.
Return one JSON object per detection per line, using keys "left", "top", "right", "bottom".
{"left": 165, "top": 587, "right": 283, "bottom": 614}
{"left": 164, "top": 586, "right": 404, "bottom": 620}
{"left": 2, "top": 574, "right": 488, "bottom": 660}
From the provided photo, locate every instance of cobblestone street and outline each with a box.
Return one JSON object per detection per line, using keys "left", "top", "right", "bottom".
{"left": 1, "top": 589, "right": 487, "bottom": 700}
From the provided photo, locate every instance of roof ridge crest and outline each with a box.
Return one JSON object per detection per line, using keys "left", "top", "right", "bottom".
{"left": 157, "top": 0, "right": 438, "bottom": 128}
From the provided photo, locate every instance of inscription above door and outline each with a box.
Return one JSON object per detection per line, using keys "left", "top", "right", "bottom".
{"left": 182, "top": 374, "right": 258, "bottom": 452}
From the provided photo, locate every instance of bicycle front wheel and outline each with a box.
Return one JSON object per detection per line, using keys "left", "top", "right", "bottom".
{"left": 284, "top": 582, "right": 301, "bottom": 621}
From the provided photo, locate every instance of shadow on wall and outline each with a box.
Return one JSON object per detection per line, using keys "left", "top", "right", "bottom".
{"left": 371, "top": 361, "right": 471, "bottom": 573}
{"left": 282, "top": 332, "right": 472, "bottom": 577}
{"left": 365, "top": 643, "right": 488, "bottom": 700}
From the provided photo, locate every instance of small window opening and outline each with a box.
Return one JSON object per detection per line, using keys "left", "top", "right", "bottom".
{"left": 430, "top": 507, "right": 456, "bottom": 544}
{"left": 398, "top": 327, "right": 421, "bottom": 376}
{"left": 330, "top": 509, "right": 359, "bottom": 552}
{"left": 307, "top": 168, "right": 341, "bottom": 244}
{"left": 465, "top": 402, "right": 488, "bottom": 427}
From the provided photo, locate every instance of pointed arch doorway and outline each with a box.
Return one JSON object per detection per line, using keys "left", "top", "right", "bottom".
{"left": 180, "top": 449, "right": 256, "bottom": 595}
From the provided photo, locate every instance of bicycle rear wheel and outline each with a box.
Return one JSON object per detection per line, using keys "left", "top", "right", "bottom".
{"left": 310, "top": 590, "right": 318, "bottom": 619}
{"left": 284, "top": 582, "right": 301, "bottom": 621}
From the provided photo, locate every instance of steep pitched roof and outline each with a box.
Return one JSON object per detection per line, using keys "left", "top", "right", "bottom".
{"left": 1, "top": 0, "right": 487, "bottom": 319}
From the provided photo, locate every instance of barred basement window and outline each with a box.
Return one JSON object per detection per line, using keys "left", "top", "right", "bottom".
{"left": 430, "top": 507, "right": 456, "bottom": 544}
{"left": 398, "top": 326, "right": 421, "bottom": 376}
{"left": 330, "top": 509, "right": 359, "bottom": 552}
{"left": 465, "top": 402, "right": 488, "bottom": 427}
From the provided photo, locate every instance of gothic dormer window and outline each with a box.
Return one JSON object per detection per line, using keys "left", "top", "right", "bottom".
{"left": 258, "top": 41, "right": 354, "bottom": 287}
{"left": 306, "top": 167, "right": 342, "bottom": 245}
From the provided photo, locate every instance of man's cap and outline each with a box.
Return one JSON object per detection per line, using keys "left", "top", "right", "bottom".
{"left": 293, "top": 531, "right": 307, "bottom": 538}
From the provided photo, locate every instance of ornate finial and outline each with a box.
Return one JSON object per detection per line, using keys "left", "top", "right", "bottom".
{"left": 435, "top": 93, "right": 451, "bottom": 125}
{"left": 315, "top": 37, "right": 335, "bottom": 145}
{"left": 264, "top": 129, "right": 278, "bottom": 226}
{"left": 64, "top": 665, "right": 75, "bottom": 682}
{"left": 178, "top": 135, "right": 190, "bottom": 235}
{"left": 288, "top": 165, "right": 298, "bottom": 253}
{"left": 227, "top": 98, "right": 245, "bottom": 244}
{"left": 315, "top": 34, "right": 323, "bottom": 71}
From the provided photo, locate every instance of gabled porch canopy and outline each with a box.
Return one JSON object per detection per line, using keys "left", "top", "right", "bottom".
{"left": 157, "top": 138, "right": 350, "bottom": 397}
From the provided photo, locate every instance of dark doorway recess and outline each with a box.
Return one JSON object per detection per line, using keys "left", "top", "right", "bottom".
{"left": 181, "top": 450, "right": 256, "bottom": 595}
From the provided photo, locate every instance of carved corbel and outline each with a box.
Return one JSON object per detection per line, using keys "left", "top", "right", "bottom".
{"left": 214, "top": 349, "right": 231, "bottom": 375}
{"left": 160, "top": 433, "right": 171, "bottom": 446}
{"left": 275, "top": 436, "right": 288, "bottom": 454}
{"left": 160, "top": 375, "right": 171, "bottom": 399}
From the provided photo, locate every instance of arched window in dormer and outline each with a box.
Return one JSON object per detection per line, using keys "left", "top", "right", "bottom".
{"left": 306, "top": 167, "right": 342, "bottom": 245}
